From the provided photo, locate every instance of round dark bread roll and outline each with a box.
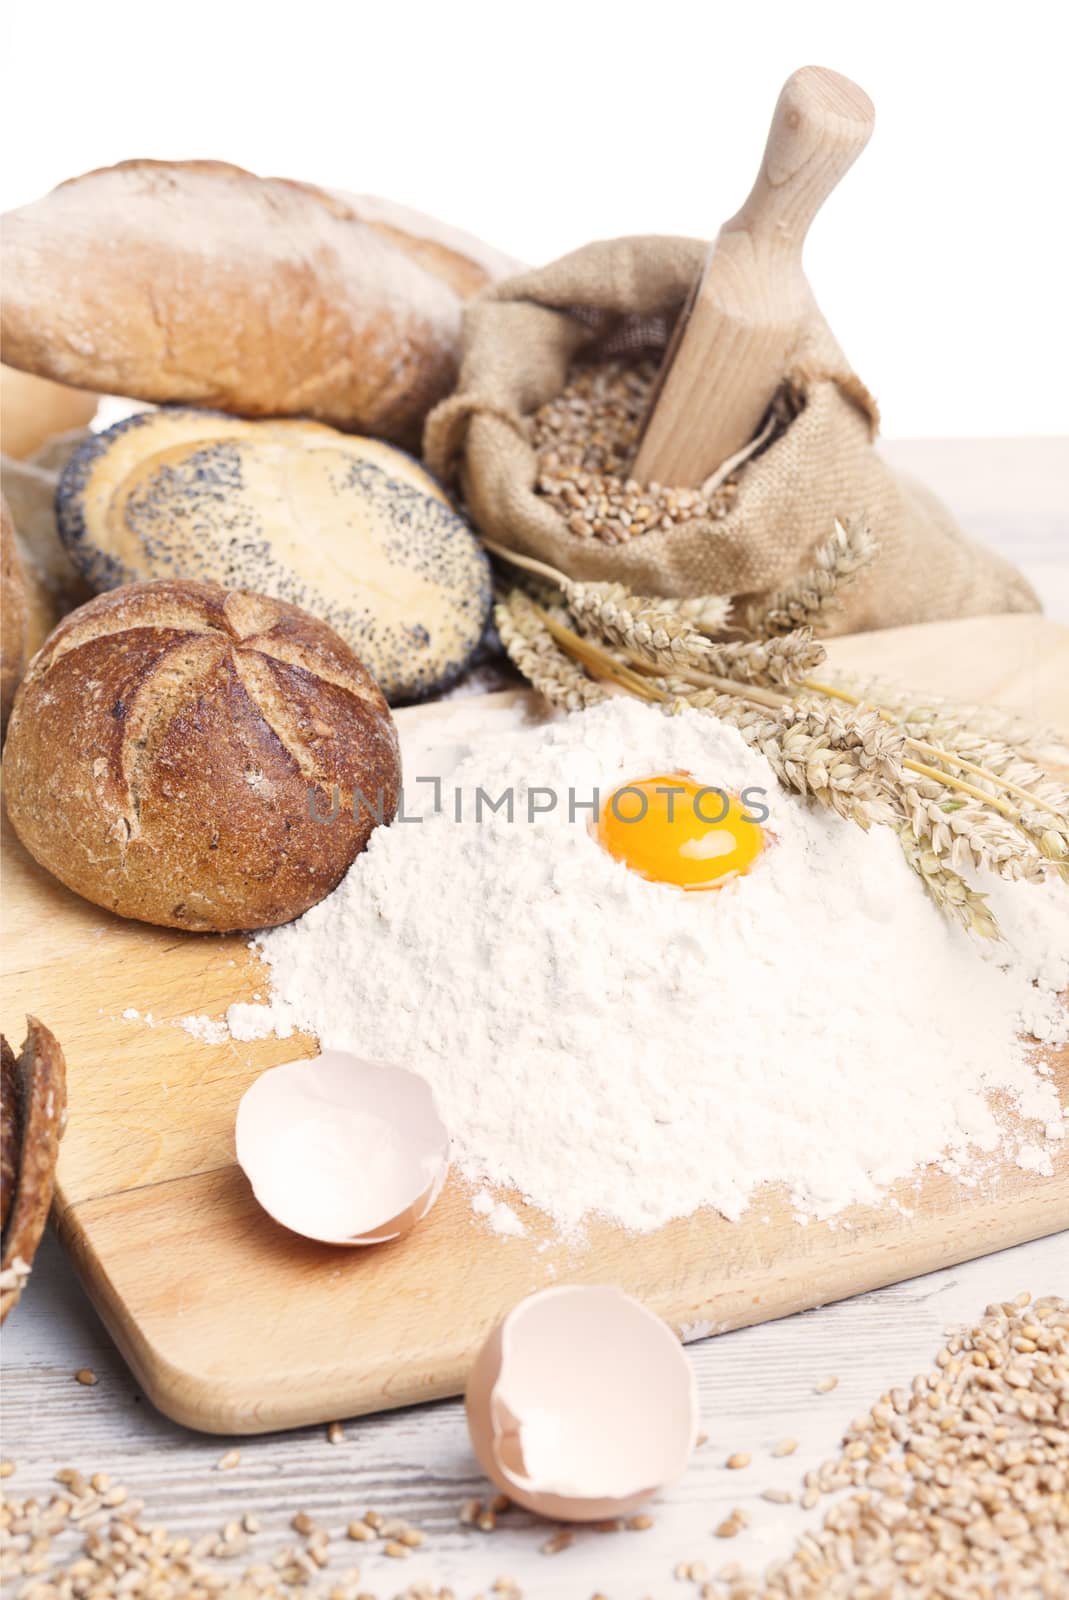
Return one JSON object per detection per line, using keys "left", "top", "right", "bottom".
{"left": 2, "top": 580, "right": 401, "bottom": 932}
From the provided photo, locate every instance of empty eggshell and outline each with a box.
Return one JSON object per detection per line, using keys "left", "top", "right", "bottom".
{"left": 235, "top": 1051, "right": 449, "bottom": 1245}
{"left": 465, "top": 1285, "right": 697, "bottom": 1520}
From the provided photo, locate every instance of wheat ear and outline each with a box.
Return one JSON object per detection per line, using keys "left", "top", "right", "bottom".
{"left": 494, "top": 589, "right": 607, "bottom": 712}
{"left": 749, "top": 519, "right": 878, "bottom": 637}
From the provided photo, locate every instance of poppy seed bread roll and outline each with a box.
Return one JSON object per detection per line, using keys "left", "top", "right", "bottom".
{"left": 2, "top": 580, "right": 401, "bottom": 932}
{"left": 56, "top": 411, "right": 493, "bottom": 703}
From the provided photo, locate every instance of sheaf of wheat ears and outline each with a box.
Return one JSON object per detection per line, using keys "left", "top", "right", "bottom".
{"left": 491, "top": 577, "right": 1068, "bottom": 932}
{"left": 484, "top": 538, "right": 817, "bottom": 685}
{"left": 484, "top": 536, "right": 1065, "bottom": 831}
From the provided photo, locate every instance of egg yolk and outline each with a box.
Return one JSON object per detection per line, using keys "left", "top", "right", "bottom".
{"left": 595, "top": 773, "right": 765, "bottom": 890}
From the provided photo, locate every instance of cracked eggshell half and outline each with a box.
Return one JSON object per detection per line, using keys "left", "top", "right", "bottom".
{"left": 465, "top": 1285, "right": 698, "bottom": 1521}
{"left": 235, "top": 1051, "right": 449, "bottom": 1245}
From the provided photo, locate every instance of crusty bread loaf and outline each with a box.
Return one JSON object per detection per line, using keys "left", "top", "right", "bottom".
{"left": 0, "top": 365, "right": 97, "bottom": 460}
{"left": 55, "top": 410, "right": 492, "bottom": 702}
{"left": 3, "top": 580, "right": 401, "bottom": 931}
{"left": 1, "top": 161, "right": 520, "bottom": 448}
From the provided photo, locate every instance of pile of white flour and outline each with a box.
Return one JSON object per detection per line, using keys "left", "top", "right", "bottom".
{"left": 243, "top": 699, "right": 1068, "bottom": 1235}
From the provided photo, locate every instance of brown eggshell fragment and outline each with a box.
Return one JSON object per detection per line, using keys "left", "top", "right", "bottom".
{"left": 235, "top": 1051, "right": 449, "bottom": 1245}
{"left": 0, "top": 1017, "right": 68, "bottom": 1322}
{"left": 465, "top": 1285, "right": 698, "bottom": 1521}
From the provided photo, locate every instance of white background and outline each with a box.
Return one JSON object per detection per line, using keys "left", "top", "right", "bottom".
{"left": 2, "top": 0, "right": 1067, "bottom": 439}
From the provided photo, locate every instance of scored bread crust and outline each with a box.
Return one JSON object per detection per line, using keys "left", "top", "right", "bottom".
{"left": 2, "top": 580, "right": 402, "bottom": 932}
{"left": 0, "top": 161, "right": 518, "bottom": 448}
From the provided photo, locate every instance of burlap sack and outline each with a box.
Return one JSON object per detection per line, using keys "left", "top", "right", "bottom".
{"left": 425, "top": 238, "right": 1038, "bottom": 632}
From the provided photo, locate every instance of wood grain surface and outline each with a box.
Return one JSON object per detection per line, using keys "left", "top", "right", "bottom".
{"left": 2, "top": 614, "right": 1067, "bottom": 1436}
{"left": 2, "top": 1233, "right": 1061, "bottom": 1599}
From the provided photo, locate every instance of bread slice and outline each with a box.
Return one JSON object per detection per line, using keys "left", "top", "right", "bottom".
{"left": 57, "top": 411, "right": 492, "bottom": 701}
{"left": 0, "top": 1018, "right": 67, "bottom": 1324}
{"left": 1, "top": 161, "right": 519, "bottom": 447}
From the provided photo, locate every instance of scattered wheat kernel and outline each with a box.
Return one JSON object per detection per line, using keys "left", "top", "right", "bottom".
{"left": 347, "top": 1521, "right": 374, "bottom": 1541}
{"left": 383, "top": 1540, "right": 407, "bottom": 1558}
{"left": 715, "top": 1517, "right": 741, "bottom": 1538}
{"left": 815, "top": 1375, "right": 839, "bottom": 1393}
{"left": 74, "top": 1369, "right": 98, "bottom": 1386}
{"left": 292, "top": 1511, "right": 316, "bottom": 1536}
{"left": 459, "top": 1498, "right": 482, "bottom": 1525}
{"left": 216, "top": 1449, "right": 241, "bottom": 1470}
{"left": 0, "top": 1462, "right": 14, "bottom": 1478}
{"left": 364, "top": 1509, "right": 383, "bottom": 1529}
{"left": 628, "top": 1513, "right": 654, "bottom": 1530}
{"left": 772, "top": 1438, "right": 799, "bottom": 1457}
{"left": 488, "top": 1493, "right": 510, "bottom": 1514}
{"left": 541, "top": 1530, "right": 574, "bottom": 1554}
{"left": 726, "top": 1452, "right": 752, "bottom": 1469}
{"left": 477, "top": 1510, "right": 497, "bottom": 1532}
{"left": 696, "top": 1431, "right": 709, "bottom": 1446}
{"left": 243, "top": 1512, "right": 261, "bottom": 1534}
{"left": 400, "top": 1528, "right": 424, "bottom": 1547}
{"left": 327, "top": 1422, "right": 345, "bottom": 1445}
{"left": 762, "top": 1487, "right": 794, "bottom": 1504}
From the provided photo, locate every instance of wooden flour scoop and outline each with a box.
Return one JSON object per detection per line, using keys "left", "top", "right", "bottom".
{"left": 632, "top": 66, "right": 875, "bottom": 488}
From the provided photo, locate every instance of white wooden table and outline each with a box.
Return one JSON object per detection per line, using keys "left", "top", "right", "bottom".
{"left": 3, "top": 438, "right": 1067, "bottom": 1597}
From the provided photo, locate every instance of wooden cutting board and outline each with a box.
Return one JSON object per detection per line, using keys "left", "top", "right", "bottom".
{"left": 2, "top": 614, "right": 1067, "bottom": 1435}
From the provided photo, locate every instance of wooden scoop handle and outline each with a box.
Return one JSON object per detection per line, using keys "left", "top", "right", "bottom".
{"left": 632, "top": 66, "right": 874, "bottom": 488}
{"left": 732, "top": 66, "right": 875, "bottom": 253}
